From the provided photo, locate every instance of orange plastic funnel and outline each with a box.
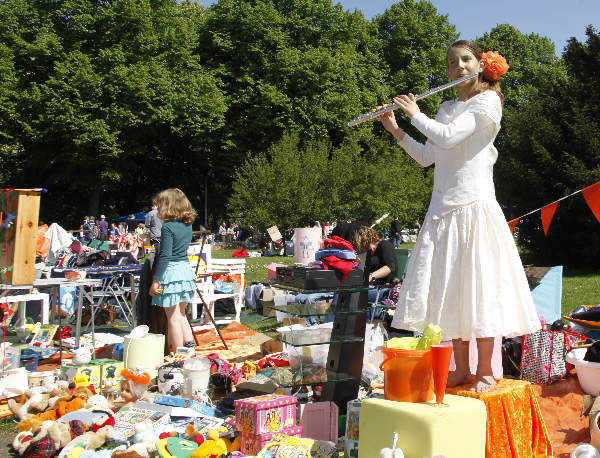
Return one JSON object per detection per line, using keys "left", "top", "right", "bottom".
{"left": 431, "top": 345, "right": 453, "bottom": 403}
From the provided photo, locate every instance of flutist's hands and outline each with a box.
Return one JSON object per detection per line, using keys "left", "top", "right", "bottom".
{"left": 374, "top": 104, "right": 405, "bottom": 142}
{"left": 394, "top": 93, "right": 421, "bottom": 118}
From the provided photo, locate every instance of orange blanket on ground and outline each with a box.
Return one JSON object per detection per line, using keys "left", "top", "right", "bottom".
{"left": 447, "top": 378, "right": 553, "bottom": 458}
{"left": 192, "top": 322, "right": 264, "bottom": 363}
{"left": 533, "top": 376, "right": 590, "bottom": 458}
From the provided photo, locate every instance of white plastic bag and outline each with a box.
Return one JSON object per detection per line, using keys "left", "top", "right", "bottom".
{"left": 362, "top": 322, "right": 388, "bottom": 381}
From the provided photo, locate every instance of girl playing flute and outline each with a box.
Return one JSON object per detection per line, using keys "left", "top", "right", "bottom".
{"left": 377, "top": 40, "right": 540, "bottom": 392}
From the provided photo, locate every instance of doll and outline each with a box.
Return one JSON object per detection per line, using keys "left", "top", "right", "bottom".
{"left": 117, "top": 367, "right": 150, "bottom": 409}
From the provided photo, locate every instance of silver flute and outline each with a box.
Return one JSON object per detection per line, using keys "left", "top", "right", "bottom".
{"left": 347, "top": 72, "right": 479, "bottom": 127}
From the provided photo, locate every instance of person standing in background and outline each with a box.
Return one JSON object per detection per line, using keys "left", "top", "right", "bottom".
{"left": 218, "top": 222, "right": 227, "bottom": 243}
{"left": 390, "top": 216, "right": 402, "bottom": 248}
{"left": 126, "top": 214, "right": 137, "bottom": 233}
{"left": 145, "top": 203, "right": 163, "bottom": 254}
{"left": 97, "top": 215, "right": 108, "bottom": 241}
{"left": 109, "top": 223, "right": 118, "bottom": 239}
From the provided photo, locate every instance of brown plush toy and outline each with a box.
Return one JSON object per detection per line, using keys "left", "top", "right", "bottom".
{"left": 72, "top": 386, "right": 94, "bottom": 401}
{"left": 17, "top": 394, "right": 86, "bottom": 432}
{"left": 9, "top": 391, "right": 51, "bottom": 421}
{"left": 17, "top": 410, "right": 58, "bottom": 432}
{"left": 57, "top": 397, "right": 86, "bottom": 417}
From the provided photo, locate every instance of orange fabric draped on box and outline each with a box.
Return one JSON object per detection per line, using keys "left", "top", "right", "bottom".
{"left": 447, "top": 379, "right": 553, "bottom": 458}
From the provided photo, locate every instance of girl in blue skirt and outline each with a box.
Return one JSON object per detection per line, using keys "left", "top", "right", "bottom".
{"left": 149, "top": 188, "right": 197, "bottom": 351}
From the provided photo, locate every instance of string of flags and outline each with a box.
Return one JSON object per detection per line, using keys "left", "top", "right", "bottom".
{"left": 507, "top": 181, "right": 600, "bottom": 235}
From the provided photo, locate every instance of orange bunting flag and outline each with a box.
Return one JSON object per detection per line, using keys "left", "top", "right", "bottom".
{"left": 541, "top": 202, "right": 559, "bottom": 235}
{"left": 507, "top": 218, "right": 519, "bottom": 233}
{"left": 582, "top": 181, "right": 600, "bottom": 223}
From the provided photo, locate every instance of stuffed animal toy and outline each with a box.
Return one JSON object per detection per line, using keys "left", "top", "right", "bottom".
{"left": 73, "top": 372, "right": 90, "bottom": 388}
{"left": 72, "top": 385, "right": 94, "bottom": 401}
{"left": 17, "top": 391, "right": 88, "bottom": 432}
{"left": 9, "top": 391, "right": 51, "bottom": 420}
{"left": 48, "top": 419, "right": 73, "bottom": 450}
{"left": 72, "top": 347, "right": 92, "bottom": 365}
{"left": 48, "top": 381, "right": 72, "bottom": 408}
{"left": 130, "top": 420, "right": 158, "bottom": 456}
{"left": 185, "top": 424, "right": 240, "bottom": 454}
{"left": 85, "top": 424, "right": 116, "bottom": 451}
{"left": 12, "top": 430, "right": 34, "bottom": 456}
{"left": 17, "top": 409, "right": 58, "bottom": 432}
{"left": 12, "top": 419, "right": 55, "bottom": 457}
{"left": 57, "top": 396, "right": 86, "bottom": 417}
{"left": 188, "top": 429, "right": 229, "bottom": 458}
{"left": 85, "top": 394, "right": 109, "bottom": 411}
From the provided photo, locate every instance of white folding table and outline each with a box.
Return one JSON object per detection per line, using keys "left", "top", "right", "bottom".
{"left": 0, "top": 285, "right": 50, "bottom": 325}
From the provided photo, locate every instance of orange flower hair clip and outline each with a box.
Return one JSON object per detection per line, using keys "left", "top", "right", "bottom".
{"left": 121, "top": 367, "right": 151, "bottom": 385}
{"left": 481, "top": 51, "right": 509, "bottom": 81}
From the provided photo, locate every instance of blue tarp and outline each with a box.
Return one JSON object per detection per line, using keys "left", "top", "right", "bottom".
{"left": 530, "top": 265, "right": 563, "bottom": 324}
{"left": 113, "top": 212, "right": 147, "bottom": 223}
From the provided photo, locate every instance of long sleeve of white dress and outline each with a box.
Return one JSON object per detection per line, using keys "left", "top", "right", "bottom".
{"left": 397, "top": 91, "right": 500, "bottom": 166}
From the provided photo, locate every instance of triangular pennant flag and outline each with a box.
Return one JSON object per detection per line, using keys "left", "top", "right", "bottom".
{"left": 582, "top": 181, "right": 600, "bottom": 223}
{"left": 507, "top": 218, "right": 519, "bottom": 233}
{"left": 541, "top": 201, "right": 559, "bottom": 235}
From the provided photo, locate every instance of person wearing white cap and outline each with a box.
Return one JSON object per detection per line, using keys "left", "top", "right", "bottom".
{"left": 97, "top": 214, "right": 108, "bottom": 241}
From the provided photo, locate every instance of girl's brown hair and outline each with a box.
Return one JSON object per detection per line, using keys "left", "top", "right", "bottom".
{"left": 447, "top": 40, "right": 505, "bottom": 107}
{"left": 350, "top": 226, "right": 381, "bottom": 253}
{"left": 154, "top": 188, "right": 197, "bottom": 225}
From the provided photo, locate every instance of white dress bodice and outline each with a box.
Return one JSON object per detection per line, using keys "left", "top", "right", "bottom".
{"left": 398, "top": 90, "right": 503, "bottom": 218}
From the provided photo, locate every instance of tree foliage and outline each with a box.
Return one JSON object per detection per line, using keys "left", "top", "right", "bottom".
{"left": 487, "top": 26, "right": 600, "bottom": 266}
{"left": 1, "top": 0, "right": 226, "bottom": 221}
{"left": 228, "top": 132, "right": 431, "bottom": 230}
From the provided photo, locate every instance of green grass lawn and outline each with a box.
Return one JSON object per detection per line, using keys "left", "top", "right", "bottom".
{"left": 562, "top": 267, "right": 600, "bottom": 316}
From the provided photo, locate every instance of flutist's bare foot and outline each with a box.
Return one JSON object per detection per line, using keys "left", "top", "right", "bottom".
{"left": 446, "top": 370, "right": 472, "bottom": 388}
{"left": 470, "top": 374, "right": 496, "bottom": 393}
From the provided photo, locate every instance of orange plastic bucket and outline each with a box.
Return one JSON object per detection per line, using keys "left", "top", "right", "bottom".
{"left": 379, "top": 347, "right": 434, "bottom": 402}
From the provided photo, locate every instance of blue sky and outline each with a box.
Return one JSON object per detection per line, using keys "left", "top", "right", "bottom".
{"left": 338, "top": 0, "right": 598, "bottom": 54}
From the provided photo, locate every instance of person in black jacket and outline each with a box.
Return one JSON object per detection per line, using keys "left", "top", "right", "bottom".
{"left": 390, "top": 216, "right": 402, "bottom": 248}
{"left": 351, "top": 226, "right": 398, "bottom": 319}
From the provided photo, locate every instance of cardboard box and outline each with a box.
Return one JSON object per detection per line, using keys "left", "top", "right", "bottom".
{"left": 93, "top": 359, "right": 124, "bottom": 388}
{"left": 60, "top": 364, "right": 102, "bottom": 388}
{"left": 240, "top": 426, "right": 302, "bottom": 455}
{"left": 153, "top": 394, "right": 216, "bottom": 417}
{"left": 345, "top": 394, "right": 384, "bottom": 457}
{"left": 234, "top": 394, "right": 297, "bottom": 435}
{"left": 260, "top": 287, "right": 276, "bottom": 317}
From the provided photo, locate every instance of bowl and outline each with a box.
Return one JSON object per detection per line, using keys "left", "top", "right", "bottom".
{"left": 65, "top": 270, "right": 86, "bottom": 281}
{"left": 64, "top": 271, "right": 79, "bottom": 281}
{"left": 565, "top": 347, "right": 600, "bottom": 396}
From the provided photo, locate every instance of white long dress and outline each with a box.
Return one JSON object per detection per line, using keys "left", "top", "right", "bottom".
{"left": 390, "top": 90, "right": 541, "bottom": 340}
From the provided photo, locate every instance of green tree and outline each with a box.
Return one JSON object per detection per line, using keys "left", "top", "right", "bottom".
{"left": 199, "top": 0, "right": 389, "bottom": 156}
{"left": 489, "top": 26, "right": 600, "bottom": 266}
{"left": 228, "top": 131, "right": 431, "bottom": 231}
{"left": 1, "top": 0, "right": 226, "bottom": 223}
